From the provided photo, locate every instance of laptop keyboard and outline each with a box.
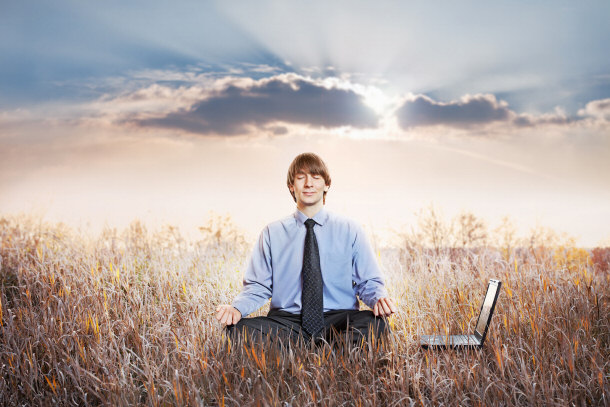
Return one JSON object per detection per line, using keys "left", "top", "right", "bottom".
{"left": 453, "top": 335, "right": 481, "bottom": 346}
{"left": 422, "top": 335, "right": 480, "bottom": 346}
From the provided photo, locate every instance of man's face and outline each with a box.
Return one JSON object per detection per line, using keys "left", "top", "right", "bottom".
{"left": 290, "top": 169, "right": 329, "bottom": 207}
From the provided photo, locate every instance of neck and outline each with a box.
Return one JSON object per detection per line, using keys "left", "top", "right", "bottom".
{"left": 297, "top": 201, "right": 324, "bottom": 218}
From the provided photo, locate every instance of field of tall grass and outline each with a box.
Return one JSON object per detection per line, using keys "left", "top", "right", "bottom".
{"left": 1, "top": 210, "right": 608, "bottom": 406}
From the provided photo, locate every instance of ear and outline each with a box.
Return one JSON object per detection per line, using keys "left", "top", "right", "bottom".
{"left": 324, "top": 185, "right": 330, "bottom": 192}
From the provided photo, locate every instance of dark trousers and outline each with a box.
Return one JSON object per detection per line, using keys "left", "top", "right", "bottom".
{"left": 226, "top": 309, "right": 388, "bottom": 347}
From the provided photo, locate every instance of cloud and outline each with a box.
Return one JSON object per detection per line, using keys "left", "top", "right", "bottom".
{"left": 578, "top": 98, "right": 610, "bottom": 121}
{"left": 396, "top": 94, "right": 511, "bottom": 129}
{"left": 132, "top": 74, "right": 378, "bottom": 136}
{"left": 395, "top": 93, "right": 575, "bottom": 130}
{"left": 512, "top": 111, "right": 571, "bottom": 127}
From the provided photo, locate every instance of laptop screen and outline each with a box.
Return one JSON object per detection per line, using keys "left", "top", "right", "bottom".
{"left": 474, "top": 280, "right": 500, "bottom": 336}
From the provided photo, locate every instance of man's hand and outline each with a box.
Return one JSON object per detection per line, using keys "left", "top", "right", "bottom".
{"left": 215, "top": 304, "right": 242, "bottom": 326}
{"left": 373, "top": 297, "right": 397, "bottom": 317}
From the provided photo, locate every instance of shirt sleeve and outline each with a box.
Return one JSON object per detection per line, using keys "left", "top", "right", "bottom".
{"left": 231, "top": 226, "right": 273, "bottom": 317}
{"left": 352, "top": 223, "right": 389, "bottom": 309}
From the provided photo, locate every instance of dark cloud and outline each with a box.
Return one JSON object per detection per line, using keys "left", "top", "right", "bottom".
{"left": 135, "top": 77, "right": 378, "bottom": 135}
{"left": 395, "top": 93, "right": 578, "bottom": 130}
{"left": 396, "top": 94, "right": 511, "bottom": 129}
{"left": 513, "top": 114, "right": 571, "bottom": 127}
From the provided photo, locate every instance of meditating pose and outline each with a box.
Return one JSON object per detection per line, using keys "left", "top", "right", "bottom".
{"left": 215, "top": 152, "right": 397, "bottom": 345}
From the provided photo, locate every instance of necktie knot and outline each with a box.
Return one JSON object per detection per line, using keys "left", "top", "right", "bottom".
{"left": 305, "top": 219, "right": 316, "bottom": 229}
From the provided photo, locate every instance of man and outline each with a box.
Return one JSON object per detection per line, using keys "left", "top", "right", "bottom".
{"left": 215, "top": 152, "right": 397, "bottom": 345}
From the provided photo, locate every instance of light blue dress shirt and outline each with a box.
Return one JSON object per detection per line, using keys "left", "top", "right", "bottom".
{"left": 232, "top": 207, "right": 388, "bottom": 317}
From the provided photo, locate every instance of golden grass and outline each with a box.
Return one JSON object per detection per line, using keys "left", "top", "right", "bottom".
{"left": 0, "top": 214, "right": 608, "bottom": 406}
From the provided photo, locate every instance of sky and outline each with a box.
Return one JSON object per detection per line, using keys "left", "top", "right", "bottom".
{"left": 1, "top": 0, "right": 609, "bottom": 247}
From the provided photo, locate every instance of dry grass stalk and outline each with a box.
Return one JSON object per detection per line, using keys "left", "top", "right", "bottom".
{"left": 0, "top": 214, "right": 608, "bottom": 406}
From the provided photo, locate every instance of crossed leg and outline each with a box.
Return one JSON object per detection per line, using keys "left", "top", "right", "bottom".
{"left": 226, "top": 309, "right": 388, "bottom": 347}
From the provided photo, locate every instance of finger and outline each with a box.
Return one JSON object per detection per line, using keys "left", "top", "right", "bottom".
{"left": 215, "top": 308, "right": 224, "bottom": 321}
{"left": 373, "top": 302, "right": 379, "bottom": 316}
{"left": 222, "top": 307, "right": 230, "bottom": 322}
{"left": 385, "top": 298, "right": 397, "bottom": 312}
{"left": 218, "top": 305, "right": 229, "bottom": 320}
{"left": 225, "top": 310, "right": 234, "bottom": 325}
{"left": 379, "top": 300, "right": 392, "bottom": 317}
{"left": 220, "top": 309, "right": 230, "bottom": 325}
{"left": 375, "top": 302, "right": 384, "bottom": 316}
{"left": 381, "top": 299, "right": 392, "bottom": 315}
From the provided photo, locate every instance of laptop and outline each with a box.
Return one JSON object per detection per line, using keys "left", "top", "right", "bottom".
{"left": 420, "top": 279, "right": 502, "bottom": 350}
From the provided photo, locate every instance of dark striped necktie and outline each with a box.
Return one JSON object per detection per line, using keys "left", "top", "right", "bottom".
{"left": 301, "top": 218, "right": 324, "bottom": 337}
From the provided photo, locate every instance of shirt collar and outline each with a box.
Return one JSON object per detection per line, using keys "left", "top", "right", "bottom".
{"left": 294, "top": 206, "right": 328, "bottom": 227}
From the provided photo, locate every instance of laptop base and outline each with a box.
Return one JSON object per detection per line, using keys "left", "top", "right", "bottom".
{"left": 420, "top": 334, "right": 482, "bottom": 350}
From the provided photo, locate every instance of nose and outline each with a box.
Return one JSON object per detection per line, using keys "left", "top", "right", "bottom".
{"left": 304, "top": 175, "right": 314, "bottom": 186}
